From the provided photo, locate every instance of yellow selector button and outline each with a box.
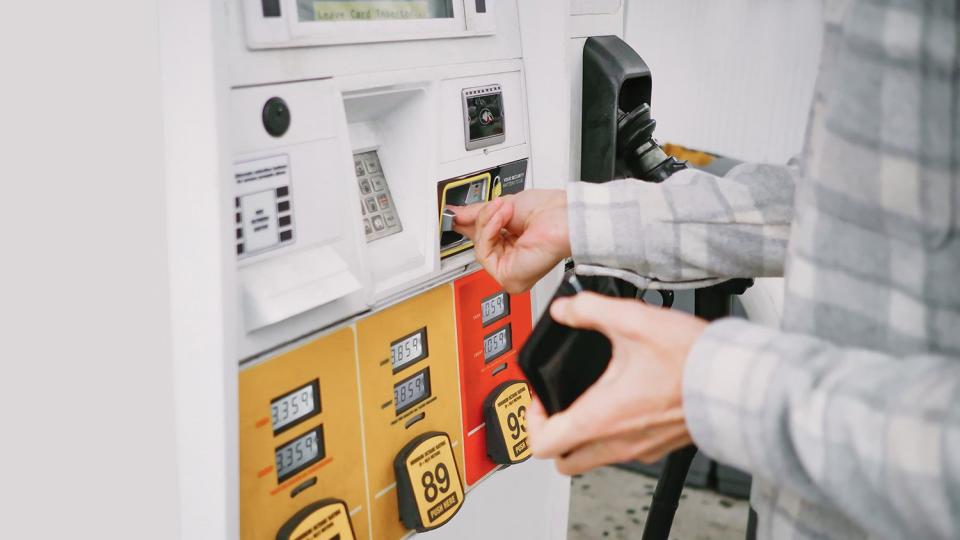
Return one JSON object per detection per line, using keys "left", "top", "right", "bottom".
{"left": 483, "top": 381, "right": 532, "bottom": 465}
{"left": 394, "top": 432, "right": 465, "bottom": 532}
{"left": 276, "top": 498, "right": 356, "bottom": 540}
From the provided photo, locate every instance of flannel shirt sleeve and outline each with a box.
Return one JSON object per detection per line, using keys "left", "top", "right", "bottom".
{"left": 684, "top": 318, "right": 960, "bottom": 539}
{"left": 567, "top": 162, "right": 797, "bottom": 285}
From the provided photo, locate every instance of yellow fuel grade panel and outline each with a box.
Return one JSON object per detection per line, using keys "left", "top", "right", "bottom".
{"left": 356, "top": 284, "right": 466, "bottom": 539}
{"left": 239, "top": 327, "right": 369, "bottom": 540}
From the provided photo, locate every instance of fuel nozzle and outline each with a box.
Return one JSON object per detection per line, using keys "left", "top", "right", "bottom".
{"left": 616, "top": 104, "right": 687, "bottom": 183}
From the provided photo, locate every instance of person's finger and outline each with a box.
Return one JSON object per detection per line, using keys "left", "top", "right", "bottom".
{"left": 474, "top": 198, "right": 513, "bottom": 273}
{"left": 529, "top": 379, "right": 622, "bottom": 459}
{"left": 553, "top": 423, "right": 691, "bottom": 476}
{"left": 552, "top": 435, "right": 636, "bottom": 476}
{"left": 632, "top": 425, "right": 692, "bottom": 464}
{"left": 529, "top": 359, "right": 686, "bottom": 460}
{"left": 493, "top": 194, "right": 529, "bottom": 235}
{"left": 549, "top": 292, "right": 648, "bottom": 338}
{"left": 450, "top": 203, "right": 483, "bottom": 238}
{"left": 473, "top": 196, "right": 504, "bottom": 240}
{"left": 526, "top": 396, "right": 548, "bottom": 438}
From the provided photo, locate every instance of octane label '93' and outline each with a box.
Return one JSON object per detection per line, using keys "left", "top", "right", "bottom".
{"left": 484, "top": 381, "right": 532, "bottom": 464}
{"left": 394, "top": 432, "right": 464, "bottom": 531}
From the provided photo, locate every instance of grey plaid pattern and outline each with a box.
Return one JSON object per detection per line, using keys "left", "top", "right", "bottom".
{"left": 568, "top": 163, "right": 798, "bottom": 287}
{"left": 568, "top": 1, "right": 960, "bottom": 538}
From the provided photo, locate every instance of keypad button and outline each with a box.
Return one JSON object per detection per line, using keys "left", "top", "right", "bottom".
{"left": 377, "top": 194, "right": 390, "bottom": 209}
{"left": 372, "top": 215, "right": 386, "bottom": 231}
{"left": 360, "top": 179, "right": 372, "bottom": 195}
{"left": 372, "top": 175, "right": 386, "bottom": 192}
{"left": 384, "top": 212, "right": 397, "bottom": 228}
{"left": 364, "top": 158, "right": 380, "bottom": 174}
{"left": 365, "top": 197, "right": 378, "bottom": 213}
{"left": 355, "top": 160, "right": 365, "bottom": 177}
{"left": 364, "top": 219, "right": 373, "bottom": 235}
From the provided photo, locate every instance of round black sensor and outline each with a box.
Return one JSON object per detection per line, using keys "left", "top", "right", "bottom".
{"left": 262, "top": 97, "right": 291, "bottom": 137}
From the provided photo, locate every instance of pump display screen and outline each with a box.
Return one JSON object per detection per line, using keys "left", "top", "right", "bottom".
{"left": 483, "top": 324, "right": 512, "bottom": 363}
{"left": 298, "top": 0, "right": 454, "bottom": 22}
{"left": 391, "top": 327, "right": 428, "bottom": 373}
{"left": 275, "top": 426, "right": 326, "bottom": 482}
{"left": 394, "top": 368, "right": 431, "bottom": 414}
{"left": 271, "top": 380, "right": 321, "bottom": 434}
{"left": 481, "top": 291, "right": 510, "bottom": 327}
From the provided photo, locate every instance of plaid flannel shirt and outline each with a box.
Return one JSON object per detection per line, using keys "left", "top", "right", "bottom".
{"left": 567, "top": 1, "right": 960, "bottom": 538}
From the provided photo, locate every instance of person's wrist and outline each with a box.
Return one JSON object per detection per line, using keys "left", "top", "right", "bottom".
{"left": 553, "top": 190, "right": 572, "bottom": 259}
{"left": 679, "top": 319, "right": 722, "bottom": 448}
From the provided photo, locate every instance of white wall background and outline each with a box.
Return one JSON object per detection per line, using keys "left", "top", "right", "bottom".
{"left": 624, "top": 0, "right": 824, "bottom": 163}
{"left": 0, "top": 1, "right": 180, "bottom": 539}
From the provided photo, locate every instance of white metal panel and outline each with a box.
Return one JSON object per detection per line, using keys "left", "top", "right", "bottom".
{"left": 231, "top": 80, "right": 372, "bottom": 358}
{"left": 160, "top": 0, "right": 240, "bottom": 537}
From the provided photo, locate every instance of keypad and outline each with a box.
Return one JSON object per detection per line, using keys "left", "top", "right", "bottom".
{"left": 354, "top": 150, "right": 402, "bottom": 242}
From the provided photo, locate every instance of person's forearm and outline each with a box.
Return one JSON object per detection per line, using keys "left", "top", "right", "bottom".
{"left": 684, "top": 319, "right": 960, "bottom": 539}
{"left": 567, "top": 162, "right": 797, "bottom": 284}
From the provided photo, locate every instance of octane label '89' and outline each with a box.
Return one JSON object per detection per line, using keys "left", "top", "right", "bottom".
{"left": 394, "top": 432, "right": 465, "bottom": 532}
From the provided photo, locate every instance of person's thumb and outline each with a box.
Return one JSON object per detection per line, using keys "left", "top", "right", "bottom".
{"left": 549, "top": 292, "right": 647, "bottom": 338}
{"left": 450, "top": 203, "right": 484, "bottom": 237}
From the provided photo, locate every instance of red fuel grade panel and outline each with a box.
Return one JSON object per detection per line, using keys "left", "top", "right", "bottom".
{"left": 454, "top": 270, "right": 533, "bottom": 486}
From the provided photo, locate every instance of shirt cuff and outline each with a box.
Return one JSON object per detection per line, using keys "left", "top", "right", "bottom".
{"left": 565, "top": 171, "right": 702, "bottom": 277}
{"left": 566, "top": 180, "right": 620, "bottom": 267}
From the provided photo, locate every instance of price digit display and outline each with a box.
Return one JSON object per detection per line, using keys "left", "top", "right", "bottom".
{"left": 275, "top": 425, "right": 326, "bottom": 483}
{"left": 391, "top": 327, "right": 429, "bottom": 373}
{"left": 394, "top": 368, "right": 432, "bottom": 415}
{"left": 480, "top": 291, "right": 510, "bottom": 327}
{"left": 483, "top": 324, "right": 513, "bottom": 363}
{"left": 270, "top": 380, "right": 321, "bottom": 434}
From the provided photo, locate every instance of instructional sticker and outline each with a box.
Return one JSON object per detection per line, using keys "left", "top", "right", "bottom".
{"left": 234, "top": 154, "right": 295, "bottom": 258}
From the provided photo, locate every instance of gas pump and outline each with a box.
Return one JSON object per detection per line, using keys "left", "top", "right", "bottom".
{"left": 228, "top": 1, "right": 564, "bottom": 539}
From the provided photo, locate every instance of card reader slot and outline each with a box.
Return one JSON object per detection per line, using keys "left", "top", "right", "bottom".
{"left": 440, "top": 231, "right": 466, "bottom": 250}
{"left": 439, "top": 173, "right": 491, "bottom": 257}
